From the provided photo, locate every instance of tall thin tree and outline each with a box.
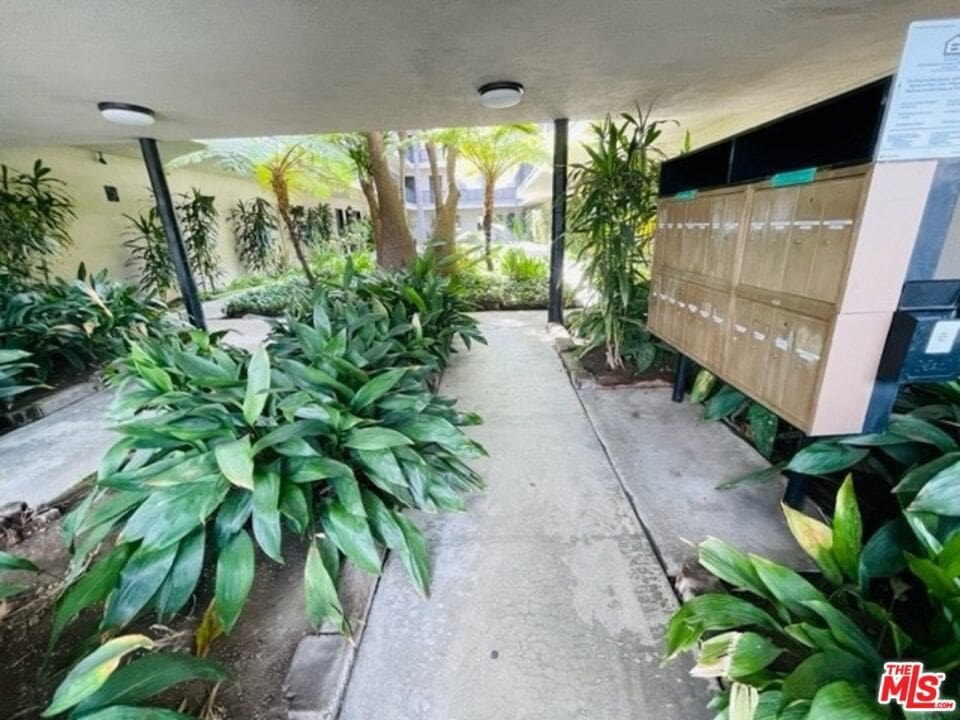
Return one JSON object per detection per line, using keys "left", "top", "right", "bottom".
{"left": 458, "top": 125, "right": 545, "bottom": 269}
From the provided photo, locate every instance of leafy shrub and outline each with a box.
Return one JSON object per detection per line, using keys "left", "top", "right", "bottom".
{"left": 0, "top": 265, "right": 171, "bottom": 387}
{"left": 177, "top": 187, "right": 221, "bottom": 292}
{"left": 43, "top": 269, "right": 486, "bottom": 716}
{"left": 230, "top": 198, "right": 279, "bottom": 274}
{"left": 0, "top": 160, "right": 75, "bottom": 282}
{"left": 291, "top": 202, "right": 334, "bottom": 245}
{"left": 568, "top": 285, "right": 662, "bottom": 373}
{"left": 124, "top": 208, "right": 174, "bottom": 297}
{"left": 339, "top": 218, "right": 374, "bottom": 253}
{"left": 457, "top": 269, "right": 549, "bottom": 310}
{"left": 0, "top": 349, "right": 36, "bottom": 407}
{"left": 568, "top": 105, "right": 665, "bottom": 369}
{"left": 500, "top": 248, "right": 547, "bottom": 283}
{"left": 666, "top": 474, "right": 960, "bottom": 719}
{"left": 223, "top": 276, "right": 311, "bottom": 318}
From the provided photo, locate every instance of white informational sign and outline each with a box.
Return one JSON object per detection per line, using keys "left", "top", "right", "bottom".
{"left": 877, "top": 18, "right": 960, "bottom": 162}
{"left": 925, "top": 319, "right": 960, "bottom": 354}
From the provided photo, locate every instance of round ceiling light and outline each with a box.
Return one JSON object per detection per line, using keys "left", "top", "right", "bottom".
{"left": 97, "top": 101, "right": 155, "bottom": 126}
{"left": 478, "top": 82, "right": 524, "bottom": 109}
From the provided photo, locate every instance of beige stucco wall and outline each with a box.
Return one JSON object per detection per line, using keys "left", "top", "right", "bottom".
{"left": 0, "top": 144, "right": 362, "bottom": 288}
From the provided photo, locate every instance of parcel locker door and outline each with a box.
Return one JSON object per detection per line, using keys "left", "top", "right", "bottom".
{"left": 743, "top": 301, "right": 776, "bottom": 398}
{"left": 757, "top": 187, "right": 798, "bottom": 294}
{"left": 779, "top": 313, "right": 829, "bottom": 429}
{"left": 781, "top": 185, "right": 822, "bottom": 298}
{"left": 740, "top": 191, "right": 771, "bottom": 290}
{"left": 760, "top": 309, "right": 794, "bottom": 409}
{"left": 808, "top": 176, "right": 862, "bottom": 305}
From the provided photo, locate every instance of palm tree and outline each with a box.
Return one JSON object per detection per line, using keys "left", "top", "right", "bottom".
{"left": 458, "top": 125, "right": 546, "bottom": 269}
{"left": 171, "top": 136, "right": 352, "bottom": 285}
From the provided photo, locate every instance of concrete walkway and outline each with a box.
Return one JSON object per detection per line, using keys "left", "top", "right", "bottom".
{"left": 340, "top": 312, "right": 712, "bottom": 720}
{"left": 579, "top": 386, "right": 811, "bottom": 575}
{"left": 0, "top": 299, "right": 268, "bottom": 509}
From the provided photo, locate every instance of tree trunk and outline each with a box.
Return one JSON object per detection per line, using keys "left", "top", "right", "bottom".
{"left": 482, "top": 178, "right": 495, "bottom": 271}
{"left": 433, "top": 146, "right": 460, "bottom": 273}
{"left": 272, "top": 173, "right": 316, "bottom": 286}
{"left": 366, "top": 131, "right": 416, "bottom": 269}
{"left": 397, "top": 130, "right": 407, "bottom": 208}
{"left": 359, "top": 177, "right": 381, "bottom": 252}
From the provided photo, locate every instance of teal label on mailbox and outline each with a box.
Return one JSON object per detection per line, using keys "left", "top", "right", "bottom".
{"left": 771, "top": 167, "right": 817, "bottom": 187}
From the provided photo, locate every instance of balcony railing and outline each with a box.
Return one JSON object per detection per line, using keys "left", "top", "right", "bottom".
{"left": 406, "top": 186, "right": 518, "bottom": 205}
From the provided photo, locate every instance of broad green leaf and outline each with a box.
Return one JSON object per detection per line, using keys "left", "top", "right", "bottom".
{"left": 704, "top": 386, "right": 749, "bottom": 420}
{"left": 319, "top": 500, "right": 381, "bottom": 575}
{"left": 782, "top": 503, "right": 842, "bottom": 586}
{"left": 154, "top": 529, "right": 205, "bottom": 621}
{"left": 215, "top": 529, "right": 255, "bottom": 633}
{"left": 782, "top": 650, "right": 871, "bottom": 701}
{"left": 751, "top": 555, "right": 827, "bottom": 620}
{"left": 120, "top": 479, "right": 228, "bottom": 549}
{"left": 102, "top": 543, "right": 179, "bottom": 630}
{"left": 0, "top": 550, "right": 39, "bottom": 572}
{"left": 747, "top": 403, "right": 778, "bottom": 458}
{"left": 215, "top": 437, "right": 255, "bottom": 490}
{"left": 887, "top": 413, "right": 958, "bottom": 452}
{"left": 0, "top": 583, "right": 27, "bottom": 599}
{"left": 42, "top": 634, "right": 154, "bottom": 716}
{"left": 304, "top": 540, "right": 347, "bottom": 633}
{"left": 350, "top": 368, "right": 406, "bottom": 411}
{"left": 172, "top": 349, "right": 236, "bottom": 386}
{"left": 363, "top": 490, "right": 430, "bottom": 596}
{"left": 806, "top": 680, "right": 885, "bottom": 720}
{"left": 72, "top": 707, "right": 195, "bottom": 719}
{"left": 802, "top": 600, "right": 882, "bottom": 665}
{"left": 692, "top": 631, "right": 782, "bottom": 680}
{"left": 328, "top": 471, "right": 366, "bottom": 518}
{"left": 393, "top": 512, "right": 431, "bottom": 598}
{"left": 664, "top": 593, "right": 781, "bottom": 660}
{"left": 278, "top": 480, "right": 310, "bottom": 533}
{"left": 397, "top": 414, "right": 482, "bottom": 456}
{"left": 893, "top": 453, "right": 960, "bottom": 494}
{"left": 699, "top": 537, "right": 770, "bottom": 599}
{"left": 909, "top": 464, "right": 960, "bottom": 516}
{"left": 285, "top": 456, "right": 355, "bottom": 484}
{"left": 690, "top": 370, "right": 717, "bottom": 403}
{"left": 832, "top": 475, "right": 862, "bottom": 582}
{"left": 344, "top": 427, "right": 414, "bottom": 450}
{"left": 252, "top": 465, "right": 283, "bottom": 563}
{"left": 717, "top": 462, "right": 787, "bottom": 490}
{"left": 859, "top": 519, "right": 914, "bottom": 585}
{"left": 786, "top": 443, "right": 868, "bottom": 475}
{"left": 242, "top": 346, "right": 271, "bottom": 425}
{"left": 51, "top": 544, "right": 132, "bottom": 646}
{"left": 214, "top": 489, "right": 253, "bottom": 549}
{"left": 75, "top": 491, "right": 148, "bottom": 539}
{"left": 74, "top": 652, "right": 227, "bottom": 713}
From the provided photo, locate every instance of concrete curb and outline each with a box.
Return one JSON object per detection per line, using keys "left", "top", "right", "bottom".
{"left": 1, "top": 378, "right": 103, "bottom": 434}
{"left": 282, "top": 553, "right": 384, "bottom": 719}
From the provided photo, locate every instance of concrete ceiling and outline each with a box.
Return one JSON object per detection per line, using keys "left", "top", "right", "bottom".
{"left": 1, "top": 1, "right": 956, "bottom": 151}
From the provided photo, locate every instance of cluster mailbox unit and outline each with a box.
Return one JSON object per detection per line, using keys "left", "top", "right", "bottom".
{"left": 648, "top": 77, "right": 960, "bottom": 436}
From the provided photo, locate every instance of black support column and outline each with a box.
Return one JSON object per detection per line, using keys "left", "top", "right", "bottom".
{"left": 548, "top": 118, "right": 569, "bottom": 324}
{"left": 139, "top": 137, "right": 206, "bottom": 329}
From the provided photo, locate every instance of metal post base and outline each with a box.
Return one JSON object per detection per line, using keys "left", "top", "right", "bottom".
{"left": 671, "top": 354, "right": 690, "bottom": 403}
{"left": 783, "top": 471, "right": 809, "bottom": 510}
